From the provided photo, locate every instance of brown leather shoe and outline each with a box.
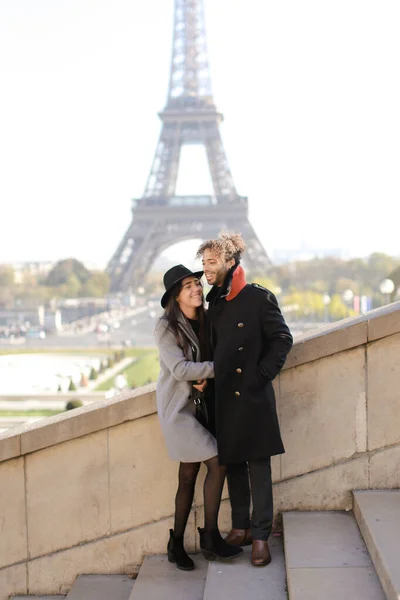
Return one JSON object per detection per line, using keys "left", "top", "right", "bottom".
{"left": 251, "top": 540, "right": 271, "bottom": 567}
{"left": 225, "top": 528, "right": 252, "bottom": 546}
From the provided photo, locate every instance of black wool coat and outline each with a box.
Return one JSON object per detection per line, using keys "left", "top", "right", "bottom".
{"left": 207, "top": 270, "right": 293, "bottom": 465}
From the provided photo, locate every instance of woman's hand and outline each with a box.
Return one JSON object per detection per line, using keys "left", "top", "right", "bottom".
{"left": 193, "top": 379, "right": 207, "bottom": 392}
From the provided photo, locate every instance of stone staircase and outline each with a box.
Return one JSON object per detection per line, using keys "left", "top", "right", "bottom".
{"left": 11, "top": 574, "right": 135, "bottom": 600}
{"left": 283, "top": 490, "right": 400, "bottom": 600}
{"left": 10, "top": 537, "right": 286, "bottom": 600}
{"left": 353, "top": 490, "right": 400, "bottom": 600}
{"left": 11, "top": 490, "right": 399, "bottom": 600}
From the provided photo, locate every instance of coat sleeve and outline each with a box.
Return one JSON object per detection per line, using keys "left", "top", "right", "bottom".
{"left": 154, "top": 320, "right": 215, "bottom": 382}
{"left": 257, "top": 291, "right": 293, "bottom": 381}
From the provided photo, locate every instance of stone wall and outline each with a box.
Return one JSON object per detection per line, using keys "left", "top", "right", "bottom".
{"left": 0, "top": 302, "right": 399, "bottom": 598}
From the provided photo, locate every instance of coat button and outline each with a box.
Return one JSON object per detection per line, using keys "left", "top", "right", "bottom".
{"left": 236, "top": 368, "right": 242, "bottom": 374}
{"left": 238, "top": 347, "right": 244, "bottom": 351}
{"left": 235, "top": 391, "right": 241, "bottom": 396}
{"left": 237, "top": 322, "right": 244, "bottom": 328}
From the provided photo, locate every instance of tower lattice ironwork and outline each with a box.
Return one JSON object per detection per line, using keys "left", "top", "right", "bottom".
{"left": 107, "top": 0, "right": 271, "bottom": 292}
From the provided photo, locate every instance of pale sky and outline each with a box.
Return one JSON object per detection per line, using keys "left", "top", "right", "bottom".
{"left": 1, "top": 0, "right": 399, "bottom": 269}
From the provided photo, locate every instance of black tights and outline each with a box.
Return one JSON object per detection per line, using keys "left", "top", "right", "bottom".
{"left": 173, "top": 457, "right": 227, "bottom": 538}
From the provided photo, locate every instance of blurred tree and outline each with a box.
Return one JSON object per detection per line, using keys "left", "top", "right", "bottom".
{"left": 66, "top": 399, "right": 83, "bottom": 410}
{"left": 334, "top": 277, "right": 358, "bottom": 294}
{"left": 0, "top": 266, "right": 14, "bottom": 287}
{"left": 282, "top": 290, "right": 325, "bottom": 320}
{"left": 79, "top": 271, "right": 110, "bottom": 297}
{"left": 345, "top": 258, "right": 366, "bottom": 282}
{"left": 58, "top": 274, "right": 82, "bottom": 298}
{"left": 268, "top": 253, "right": 400, "bottom": 297}
{"left": 387, "top": 265, "right": 400, "bottom": 302}
{"left": 1, "top": 252, "right": 398, "bottom": 311}
{"left": 45, "top": 259, "right": 90, "bottom": 287}
{"left": 144, "top": 271, "right": 165, "bottom": 294}
{"left": 68, "top": 379, "right": 77, "bottom": 391}
{"left": 329, "top": 294, "right": 353, "bottom": 320}
{"left": 366, "top": 253, "right": 399, "bottom": 289}
{"left": 251, "top": 276, "right": 281, "bottom": 294}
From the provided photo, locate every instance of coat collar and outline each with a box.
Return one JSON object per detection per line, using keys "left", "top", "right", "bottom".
{"left": 226, "top": 265, "right": 247, "bottom": 301}
{"left": 177, "top": 311, "right": 201, "bottom": 359}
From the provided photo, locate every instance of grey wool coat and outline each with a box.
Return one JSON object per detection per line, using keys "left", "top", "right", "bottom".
{"left": 154, "top": 314, "right": 218, "bottom": 462}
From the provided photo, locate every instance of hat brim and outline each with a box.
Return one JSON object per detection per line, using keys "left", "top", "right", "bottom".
{"left": 161, "top": 270, "right": 204, "bottom": 308}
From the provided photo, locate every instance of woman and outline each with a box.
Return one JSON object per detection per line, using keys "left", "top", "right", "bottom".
{"left": 154, "top": 264, "right": 242, "bottom": 570}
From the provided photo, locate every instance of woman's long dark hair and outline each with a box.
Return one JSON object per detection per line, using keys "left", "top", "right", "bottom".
{"left": 163, "top": 280, "right": 209, "bottom": 360}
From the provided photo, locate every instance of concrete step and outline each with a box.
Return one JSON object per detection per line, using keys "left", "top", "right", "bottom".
{"left": 66, "top": 574, "right": 134, "bottom": 600}
{"left": 129, "top": 554, "right": 208, "bottom": 600}
{"left": 11, "top": 597, "right": 65, "bottom": 599}
{"left": 203, "top": 535, "right": 287, "bottom": 600}
{"left": 353, "top": 489, "right": 400, "bottom": 600}
{"left": 283, "top": 511, "right": 386, "bottom": 600}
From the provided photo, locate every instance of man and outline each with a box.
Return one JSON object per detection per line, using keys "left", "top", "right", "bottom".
{"left": 196, "top": 232, "right": 293, "bottom": 567}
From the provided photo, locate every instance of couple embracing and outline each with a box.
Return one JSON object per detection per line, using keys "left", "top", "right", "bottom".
{"left": 154, "top": 232, "right": 293, "bottom": 570}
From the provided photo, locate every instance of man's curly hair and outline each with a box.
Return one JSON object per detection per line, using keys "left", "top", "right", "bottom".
{"left": 196, "top": 231, "right": 246, "bottom": 264}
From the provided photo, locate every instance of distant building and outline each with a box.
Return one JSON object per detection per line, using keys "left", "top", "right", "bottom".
{"left": 5, "top": 260, "right": 104, "bottom": 285}
{"left": 57, "top": 297, "right": 110, "bottom": 323}
{"left": 0, "top": 306, "right": 44, "bottom": 328}
{"left": 8, "top": 261, "right": 54, "bottom": 284}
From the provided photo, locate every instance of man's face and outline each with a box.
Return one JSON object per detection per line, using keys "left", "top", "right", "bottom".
{"left": 202, "top": 249, "right": 234, "bottom": 286}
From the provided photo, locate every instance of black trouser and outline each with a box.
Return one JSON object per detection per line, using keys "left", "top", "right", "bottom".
{"left": 227, "top": 458, "right": 272, "bottom": 541}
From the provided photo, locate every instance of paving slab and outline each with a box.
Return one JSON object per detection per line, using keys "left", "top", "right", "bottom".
{"left": 66, "top": 574, "right": 134, "bottom": 600}
{"left": 353, "top": 489, "right": 400, "bottom": 600}
{"left": 283, "top": 511, "right": 385, "bottom": 600}
{"left": 129, "top": 554, "right": 208, "bottom": 600}
{"left": 283, "top": 511, "right": 371, "bottom": 568}
{"left": 288, "top": 566, "right": 386, "bottom": 600}
{"left": 203, "top": 535, "right": 287, "bottom": 600}
{"left": 12, "top": 597, "right": 65, "bottom": 600}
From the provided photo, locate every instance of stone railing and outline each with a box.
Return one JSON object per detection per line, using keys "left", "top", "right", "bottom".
{"left": 0, "top": 392, "right": 105, "bottom": 403}
{"left": 0, "top": 302, "right": 399, "bottom": 598}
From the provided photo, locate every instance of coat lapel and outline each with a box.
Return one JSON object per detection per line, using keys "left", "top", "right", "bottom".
{"left": 177, "top": 313, "right": 201, "bottom": 361}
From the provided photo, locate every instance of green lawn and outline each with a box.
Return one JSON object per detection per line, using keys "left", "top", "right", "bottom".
{"left": 95, "top": 350, "right": 160, "bottom": 391}
{"left": 0, "top": 409, "right": 62, "bottom": 417}
{"left": 0, "top": 347, "right": 154, "bottom": 356}
{"left": 0, "top": 346, "right": 160, "bottom": 396}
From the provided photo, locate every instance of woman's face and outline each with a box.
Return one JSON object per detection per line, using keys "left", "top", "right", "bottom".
{"left": 176, "top": 276, "right": 203, "bottom": 311}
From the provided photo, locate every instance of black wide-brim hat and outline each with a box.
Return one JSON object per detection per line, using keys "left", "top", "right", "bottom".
{"left": 161, "top": 264, "right": 204, "bottom": 308}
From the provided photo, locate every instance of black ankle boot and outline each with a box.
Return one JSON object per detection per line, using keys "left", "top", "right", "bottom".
{"left": 198, "top": 527, "right": 243, "bottom": 561}
{"left": 167, "top": 529, "right": 194, "bottom": 571}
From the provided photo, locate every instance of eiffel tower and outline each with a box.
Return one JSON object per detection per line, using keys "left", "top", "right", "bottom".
{"left": 107, "top": 0, "right": 271, "bottom": 292}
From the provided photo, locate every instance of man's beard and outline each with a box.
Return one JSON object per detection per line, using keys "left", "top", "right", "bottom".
{"left": 215, "top": 267, "right": 229, "bottom": 286}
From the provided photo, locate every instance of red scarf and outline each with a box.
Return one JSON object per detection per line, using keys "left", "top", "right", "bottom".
{"left": 226, "top": 265, "right": 247, "bottom": 301}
